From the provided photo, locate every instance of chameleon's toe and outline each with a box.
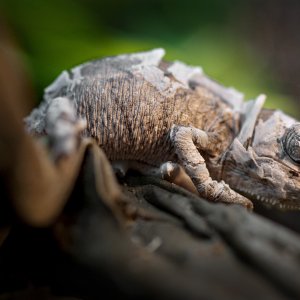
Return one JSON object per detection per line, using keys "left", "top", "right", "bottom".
{"left": 204, "top": 180, "right": 253, "bottom": 210}
{"left": 235, "top": 194, "right": 253, "bottom": 211}
{"left": 220, "top": 183, "right": 253, "bottom": 210}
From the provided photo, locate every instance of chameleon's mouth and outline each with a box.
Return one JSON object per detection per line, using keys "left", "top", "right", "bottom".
{"left": 236, "top": 186, "right": 300, "bottom": 210}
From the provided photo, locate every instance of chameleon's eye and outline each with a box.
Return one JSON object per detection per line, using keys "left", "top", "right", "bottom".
{"left": 283, "top": 123, "right": 300, "bottom": 163}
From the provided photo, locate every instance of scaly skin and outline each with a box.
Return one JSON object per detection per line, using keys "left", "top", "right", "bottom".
{"left": 25, "top": 49, "right": 300, "bottom": 210}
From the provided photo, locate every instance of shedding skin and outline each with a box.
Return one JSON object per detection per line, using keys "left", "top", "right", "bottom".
{"left": 45, "top": 97, "right": 86, "bottom": 159}
{"left": 25, "top": 49, "right": 300, "bottom": 210}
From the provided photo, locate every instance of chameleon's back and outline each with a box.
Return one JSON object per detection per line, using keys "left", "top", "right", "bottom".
{"left": 26, "top": 49, "right": 240, "bottom": 165}
{"left": 73, "top": 63, "right": 186, "bottom": 163}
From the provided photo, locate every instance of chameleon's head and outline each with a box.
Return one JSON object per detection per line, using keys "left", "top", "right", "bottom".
{"left": 223, "top": 99, "right": 300, "bottom": 210}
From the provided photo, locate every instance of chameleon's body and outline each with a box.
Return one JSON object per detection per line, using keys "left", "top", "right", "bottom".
{"left": 26, "top": 49, "right": 300, "bottom": 210}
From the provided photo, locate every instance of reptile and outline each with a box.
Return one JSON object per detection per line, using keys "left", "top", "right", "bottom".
{"left": 25, "top": 48, "right": 300, "bottom": 210}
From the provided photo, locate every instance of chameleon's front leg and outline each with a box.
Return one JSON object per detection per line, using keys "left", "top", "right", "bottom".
{"left": 171, "top": 125, "right": 253, "bottom": 209}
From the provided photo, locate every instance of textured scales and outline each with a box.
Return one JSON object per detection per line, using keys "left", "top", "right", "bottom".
{"left": 26, "top": 49, "right": 300, "bottom": 210}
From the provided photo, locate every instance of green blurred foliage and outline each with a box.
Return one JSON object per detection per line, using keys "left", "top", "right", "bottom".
{"left": 1, "top": 0, "right": 297, "bottom": 116}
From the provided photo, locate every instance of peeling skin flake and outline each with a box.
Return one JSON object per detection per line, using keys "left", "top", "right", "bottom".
{"left": 45, "top": 71, "right": 72, "bottom": 98}
{"left": 118, "top": 48, "right": 166, "bottom": 67}
{"left": 167, "top": 61, "right": 202, "bottom": 87}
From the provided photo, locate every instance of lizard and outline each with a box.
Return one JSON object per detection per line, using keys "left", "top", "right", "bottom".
{"left": 25, "top": 48, "right": 300, "bottom": 210}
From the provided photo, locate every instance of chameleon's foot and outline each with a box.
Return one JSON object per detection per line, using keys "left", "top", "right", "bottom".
{"left": 202, "top": 178, "right": 253, "bottom": 210}
{"left": 45, "top": 97, "right": 86, "bottom": 159}
{"left": 171, "top": 125, "right": 253, "bottom": 210}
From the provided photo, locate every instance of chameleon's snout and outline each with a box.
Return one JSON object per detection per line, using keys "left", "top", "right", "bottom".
{"left": 222, "top": 112, "right": 300, "bottom": 210}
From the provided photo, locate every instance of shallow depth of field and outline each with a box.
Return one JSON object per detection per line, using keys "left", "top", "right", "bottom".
{"left": 1, "top": 0, "right": 300, "bottom": 118}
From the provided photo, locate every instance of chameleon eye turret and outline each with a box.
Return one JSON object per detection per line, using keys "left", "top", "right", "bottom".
{"left": 283, "top": 123, "right": 300, "bottom": 164}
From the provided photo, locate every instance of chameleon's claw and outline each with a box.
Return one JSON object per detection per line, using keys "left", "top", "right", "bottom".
{"left": 160, "top": 162, "right": 199, "bottom": 195}
{"left": 217, "top": 182, "right": 253, "bottom": 210}
{"left": 203, "top": 179, "right": 253, "bottom": 210}
{"left": 160, "top": 162, "right": 180, "bottom": 179}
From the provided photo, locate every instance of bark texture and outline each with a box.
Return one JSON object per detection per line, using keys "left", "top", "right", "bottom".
{"left": 1, "top": 147, "right": 300, "bottom": 299}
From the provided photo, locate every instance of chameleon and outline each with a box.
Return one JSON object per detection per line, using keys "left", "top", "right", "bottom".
{"left": 25, "top": 48, "right": 300, "bottom": 210}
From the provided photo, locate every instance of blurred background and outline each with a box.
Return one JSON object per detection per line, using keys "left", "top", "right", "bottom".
{"left": 1, "top": 0, "right": 300, "bottom": 117}
{"left": 1, "top": 3, "right": 300, "bottom": 298}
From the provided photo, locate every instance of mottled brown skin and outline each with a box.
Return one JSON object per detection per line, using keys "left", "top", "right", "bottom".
{"left": 70, "top": 58, "right": 252, "bottom": 208}
{"left": 76, "top": 74, "right": 236, "bottom": 169}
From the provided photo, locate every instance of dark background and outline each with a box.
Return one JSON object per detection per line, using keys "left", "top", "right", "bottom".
{"left": 1, "top": 0, "right": 300, "bottom": 117}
